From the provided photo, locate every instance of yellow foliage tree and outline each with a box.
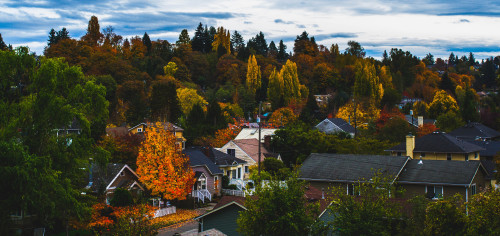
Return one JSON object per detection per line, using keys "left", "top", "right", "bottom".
{"left": 246, "top": 55, "right": 261, "bottom": 94}
{"left": 336, "top": 101, "right": 380, "bottom": 130}
{"left": 164, "top": 62, "right": 178, "bottom": 77}
{"left": 176, "top": 87, "right": 207, "bottom": 115}
{"left": 136, "top": 122, "right": 195, "bottom": 200}
{"left": 269, "top": 107, "right": 297, "bottom": 127}
{"left": 280, "top": 60, "right": 301, "bottom": 105}
{"left": 428, "top": 90, "right": 459, "bottom": 119}
{"left": 212, "top": 27, "right": 231, "bottom": 54}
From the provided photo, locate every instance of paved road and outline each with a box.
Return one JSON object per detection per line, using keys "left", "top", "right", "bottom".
{"left": 158, "top": 219, "right": 198, "bottom": 236}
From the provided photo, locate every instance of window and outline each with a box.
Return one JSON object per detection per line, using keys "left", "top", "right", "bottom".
{"left": 465, "top": 154, "right": 469, "bottom": 161}
{"left": 347, "top": 184, "right": 354, "bottom": 195}
{"left": 231, "top": 170, "right": 237, "bottom": 179}
{"left": 226, "top": 170, "right": 231, "bottom": 178}
{"left": 447, "top": 153, "right": 452, "bottom": 160}
{"left": 214, "top": 176, "right": 219, "bottom": 190}
{"left": 227, "top": 149, "right": 236, "bottom": 156}
{"left": 420, "top": 153, "right": 426, "bottom": 158}
{"left": 471, "top": 184, "right": 476, "bottom": 195}
{"left": 237, "top": 167, "right": 242, "bottom": 179}
{"left": 245, "top": 166, "right": 249, "bottom": 173}
{"left": 397, "top": 152, "right": 402, "bottom": 156}
{"left": 137, "top": 128, "right": 143, "bottom": 132}
{"left": 426, "top": 185, "right": 443, "bottom": 199}
{"left": 475, "top": 152, "right": 478, "bottom": 159}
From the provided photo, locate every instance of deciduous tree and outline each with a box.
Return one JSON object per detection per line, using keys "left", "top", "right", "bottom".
{"left": 136, "top": 122, "right": 195, "bottom": 200}
{"left": 246, "top": 54, "right": 261, "bottom": 95}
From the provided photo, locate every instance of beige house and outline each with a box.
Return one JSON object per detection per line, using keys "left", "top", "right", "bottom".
{"left": 386, "top": 132, "right": 484, "bottom": 161}
{"left": 129, "top": 122, "right": 186, "bottom": 149}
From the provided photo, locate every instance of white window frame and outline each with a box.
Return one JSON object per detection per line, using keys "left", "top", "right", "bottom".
{"left": 426, "top": 185, "right": 443, "bottom": 199}
{"left": 471, "top": 184, "right": 476, "bottom": 195}
{"left": 137, "top": 128, "right": 143, "bottom": 132}
{"left": 245, "top": 166, "right": 249, "bottom": 173}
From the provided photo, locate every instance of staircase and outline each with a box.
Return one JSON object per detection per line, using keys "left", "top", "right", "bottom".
{"left": 192, "top": 189, "right": 211, "bottom": 203}
{"left": 229, "top": 179, "right": 245, "bottom": 190}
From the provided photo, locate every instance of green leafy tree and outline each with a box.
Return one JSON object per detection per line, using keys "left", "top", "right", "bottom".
{"left": 467, "top": 189, "right": 500, "bottom": 235}
{"left": 267, "top": 67, "right": 284, "bottom": 110}
{"left": 435, "top": 111, "right": 466, "bottom": 133}
{"left": 424, "top": 194, "right": 466, "bottom": 236}
{"left": 328, "top": 172, "right": 405, "bottom": 235}
{"left": 237, "top": 173, "right": 319, "bottom": 236}
{"left": 246, "top": 54, "right": 261, "bottom": 95}
{"left": 345, "top": 40, "right": 365, "bottom": 58}
{"left": 150, "top": 79, "right": 181, "bottom": 122}
{"left": 110, "top": 188, "right": 134, "bottom": 207}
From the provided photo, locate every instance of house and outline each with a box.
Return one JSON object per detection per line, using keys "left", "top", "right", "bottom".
{"left": 55, "top": 118, "right": 82, "bottom": 136}
{"left": 105, "top": 126, "right": 128, "bottom": 138}
{"left": 299, "top": 153, "right": 490, "bottom": 202}
{"left": 315, "top": 118, "right": 355, "bottom": 137}
{"left": 203, "top": 147, "right": 247, "bottom": 183}
{"left": 183, "top": 148, "right": 224, "bottom": 202}
{"left": 87, "top": 163, "right": 144, "bottom": 204}
{"left": 234, "top": 128, "right": 277, "bottom": 143}
{"left": 397, "top": 159, "right": 489, "bottom": 202}
{"left": 218, "top": 138, "right": 280, "bottom": 179}
{"left": 386, "top": 132, "right": 484, "bottom": 161}
{"left": 448, "top": 122, "right": 500, "bottom": 141}
{"left": 299, "top": 153, "right": 409, "bottom": 194}
{"left": 195, "top": 186, "right": 329, "bottom": 236}
{"left": 404, "top": 115, "right": 435, "bottom": 128}
{"left": 129, "top": 122, "right": 186, "bottom": 149}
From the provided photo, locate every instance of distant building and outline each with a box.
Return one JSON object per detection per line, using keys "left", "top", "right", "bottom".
{"left": 315, "top": 118, "right": 355, "bottom": 137}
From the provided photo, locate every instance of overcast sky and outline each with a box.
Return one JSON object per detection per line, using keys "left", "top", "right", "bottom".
{"left": 1, "top": 0, "right": 500, "bottom": 60}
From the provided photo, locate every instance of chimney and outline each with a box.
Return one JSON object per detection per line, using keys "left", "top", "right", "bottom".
{"left": 264, "top": 135, "right": 272, "bottom": 150}
{"left": 418, "top": 116, "right": 424, "bottom": 127}
{"left": 406, "top": 134, "right": 415, "bottom": 159}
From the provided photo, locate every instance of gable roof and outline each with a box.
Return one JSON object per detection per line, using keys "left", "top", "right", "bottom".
{"left": 129, "top": 122, "right": 184, "bottom": 132}
{"left": 183, "top": 148, "right": 223, "bottom": 175}
{"left": 448, "top": 122, "right": 500, "bottom": 140}
{"left": 206, "top": 148, "right": 247, "bottom": 166}
{"left": 387, "top": 132, "right": 484, "bottom": 154}
{"left": 397, "top": 159, "right": 483, "bottom": 187}
{"left": 235, "top": 128, "right": 277, "bottom": 142}
{"left": 105, "top": 126, "right": 128, "bottom": 138}
{"left": 326, "top": 118, "right": 355, "bottom": 133}
{"left": 299, "top": 153, "right": 409, "bottom": 183}
{"left": 195, "top": 196, "right": 247, "bottom": 220}
{"left": 233, "top": 138, "right": 273, "bottom": 163}
{"left": 89, "top": 163, "right": 141, "bottom": 192}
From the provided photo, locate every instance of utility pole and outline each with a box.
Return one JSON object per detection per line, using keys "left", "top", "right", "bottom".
{"left": 353, "top": 97, "right": 357, "bottom": 138}
{"left": 258, "top": 101, "right": 262, "bottom": 176}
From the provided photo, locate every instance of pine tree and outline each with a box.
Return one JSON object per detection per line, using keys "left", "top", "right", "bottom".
{"left": 48, "top": 29, "right": 56, "bottom": 46}
{"left": 248, "top": 32, "right": 267, "bottom": 56}
{"left": 142, "top": 32, "right": 152, "bottom": 53}
{"left": 0, "top": 33, "right": 6, "bottom": 50}
{"left": 268, "top": 41, "right": 278, "bottom": 57}
{"left": 277, "top": 40, "right": 287, "bottom": 61}
{"left": 231, "top": 30, "right": 245, "bottom": 55}
{"left": 192, "top": 23, "right": 205, "bottom": 52}
{"left": 246, "top": 55, "right": 261, "bottom": 95}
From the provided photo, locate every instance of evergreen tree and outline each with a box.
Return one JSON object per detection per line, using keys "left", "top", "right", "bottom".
{"left": 248, "top": 32, "right": 267, "bottom": 56}
{"left": 299, "top": 92, "right": 320, "bottom": 124}
{"left": 268, "top": 41, "right": 278, "bottom": 57}
{"left": 150, "top": 80, "right": 181, "bottom": 123}
{"left": 56, "top": 28, "right": 69, "bottom": 40}
{"left": 345, "top": 40, "right": 365, "bottom": 58}
{"left": 48, "top": 29, "right": 56, "bottom": 46}
{"left": 468, "top": 52, "right": 475, "bottom": 66}
{"left": 448, "top": 52, "right": 457, "bottom": 66}
{"left": 382, "top": 50, "right": 390, "bottom": 65}
{"left": 439, "top": 72, "right": 454, "bottom": 92}
{"left": 423, "top": 53, "right": 434, "bottom": 65}
{"left": 205, "top": 100, "right": 226, "bottom": 134}
{"left": 142, "top": 32, "right": 152, "bottom": 53}
{"left": 277, "top": 40, "right": 287, "bottom": 61}
{"left": 231, "top": 30, "right": 245, "bottom": 55}
{"left": 0, "top": 33, "right": 8, "bottom": 50}
{"left": 205, "top": 26, "right": 216, "bottom": 53}
{"left": 192, "top": 23, "right": 205, "bottom": 52}
{"left": 176, "top": 29, "right": 191, "bottom": 46}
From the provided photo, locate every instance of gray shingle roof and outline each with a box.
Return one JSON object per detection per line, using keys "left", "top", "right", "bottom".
{"left": 89, "top": 163, "right": 126, "bottom": 192}
{"left": 184, "top": 148, "right": 223, "bottom": 175}
{"left": 470, "top": 140, "right": 500, "bottom": 158}
{"left": 387, "top": 132, "right": 484, "bottom": 153}
{"left": 397, "top": 160, "right": 481, "bottom": 186}
{"left": 327, "top": 118, "right": 356, "bottom": 134}
{"left": 299, "top": 153, "right": 409, "bottom": 183}
{"left": 448, "top": 122, "right": 500, "bottom": 140}
{"left": 208, "top": 148, "right": 247, "bottom": 166}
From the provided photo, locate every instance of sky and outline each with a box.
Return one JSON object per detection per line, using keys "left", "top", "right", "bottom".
{"left": 1, "top": 0, "right": 500, "bottom": 60}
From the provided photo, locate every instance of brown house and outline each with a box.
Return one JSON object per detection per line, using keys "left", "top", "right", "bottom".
{"left": 87, "top": 163, "right": 144, "bottom": 204}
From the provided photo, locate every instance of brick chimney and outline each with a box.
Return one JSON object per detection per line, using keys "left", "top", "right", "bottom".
{"left": 406, "top": 134, "right": 415, "bottom": 159}
{"left": 264, "top": 135, "right": 272, "bottom": 150}
{"left": 417, "top": 116, "right": 424, "bottom": 127}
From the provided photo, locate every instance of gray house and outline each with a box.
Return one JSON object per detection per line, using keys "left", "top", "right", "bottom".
{"left": 315, "top": 118, "right": 355, "bottom": 137}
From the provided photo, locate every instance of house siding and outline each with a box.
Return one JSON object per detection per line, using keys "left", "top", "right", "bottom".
{"left": 391, "top": 152, "right": 480, "bottom": 161}
{"left": 200, "top": 204, "right": 244, "bottom": 236}
{"left": 192, "top": 166, "right": 222, "bottom": 197}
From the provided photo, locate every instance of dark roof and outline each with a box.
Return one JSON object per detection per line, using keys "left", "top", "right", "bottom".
{"left": 105, "top": 127, "right": 128, "bottom": 138}
{"left": 404, "top": 115, "right": 435, "bottom": 127}
{"left": 183, "top": 148, "right": 223, "bottom": 175}
{"left": 387, "top": 132, "right": 484, "bottom": 153}
{"left": 480, "top": 159, "right": 497, "bottom": 180}
{"left": 397, "top": 160, "right": 482, "bottom": 186}
{"left": 299, "top": 153, "right": 409, "bottom": 183}
{"left": 206, "top": 148, "right": 247, "bottom": 166}
{"left": 470, "top": 140, "right": 500, "bottom": 158}
{"left": 89, "top": 163, "right": 126, "bottom": 192}
{"left": 212, "top": 196, "right": 246, "bottom": 210}
{"left": 129, "top": 122, "right": 184, "bottom": 132}
{"left": 448, "top": 122, "right": 500, "bottom": 140}
{"left": 327, "top": 118, "right": 355, "bottom": 133}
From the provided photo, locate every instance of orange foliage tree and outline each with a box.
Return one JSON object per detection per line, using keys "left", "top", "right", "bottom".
{"left": 136, "top": 122, "right": 195, "bottom": 200}
{"left": 269, "top": 107, "right": 297, "bottom": 127}
{"left": 88, "top": 203, "right": 156, "bottom": 235}
{"left": 417, "top": 123, "right": 438, "bottom": 137}
{"left": 194, "top": 119, "right": 243, "bottom": 148}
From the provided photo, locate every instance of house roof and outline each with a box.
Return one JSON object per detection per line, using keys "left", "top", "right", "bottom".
{"left": 89, "top": 163, "right": 141, "bottom": 192}
{"left": 105, "top": 126, "right": 128, "bottom": 138}
{"left": 233, "top": 138, "right": 274, "bottom": 163}
{"left": 129, "top": 122, "right": 184, "bottom": 132}
{"left": 183, "top": 148, "right": 223, "bottom": 175}
{"left": 234, "top": 128, "right": 277, "bottom": 142}
{"left": 469, "top": 140, "right": 500, "bottom": 158}
{"left": 195, "top": 196, "right": 247, "bottom": 221}
{"left": 448, "top": 122, "right": 500, "bottom": 140}
{"left": 397, "top": 159, "right": 483, "bottom": 187}
{"left": 387, "top": 132, "right": 485, "bottom": 154}
{"left": 326, "top": 118, "right": 355, "bottom": 134}
{"left": 206, "top": 148, "right": 247, "bottom": 166}
{"left": 480, "top": 159, "right": 497, "bottom": 180}
{"left": 299, "top": 153, "right": 409, "bottom": 183}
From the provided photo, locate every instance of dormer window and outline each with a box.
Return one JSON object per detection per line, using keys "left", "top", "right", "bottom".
{"left": 137, "top": 128, "right": 143, "bottom": 132}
